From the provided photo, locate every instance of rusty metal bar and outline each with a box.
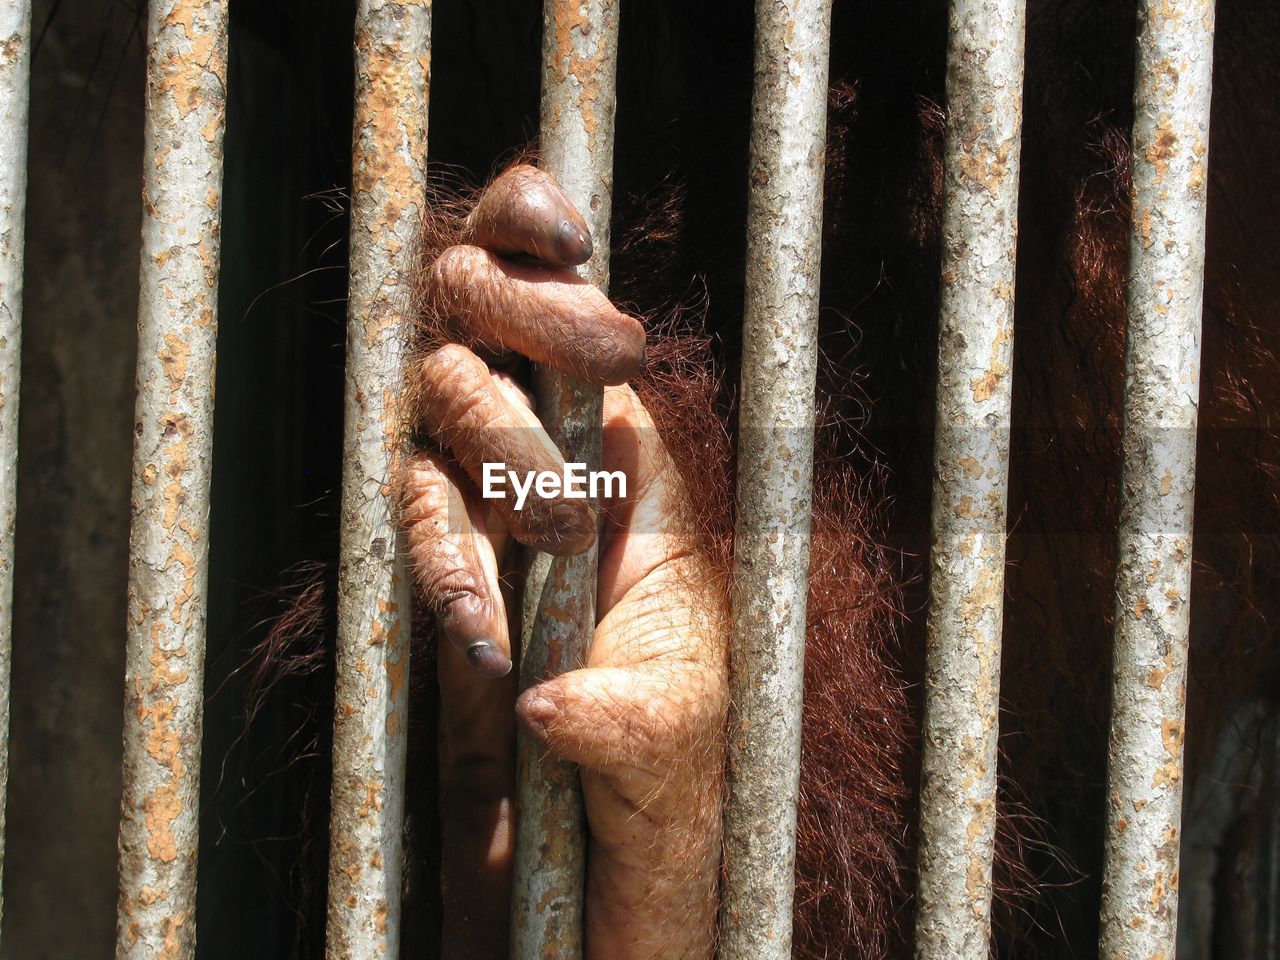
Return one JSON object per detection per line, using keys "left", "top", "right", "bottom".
{"left": 325, "top": 1, "right": 430, "bottom": 957}
{"left": 0, "top": 0, "right": 31, "bottom": 939}
{"left": 116, "top": 2, "right": 227, "bottom": 957}
{"left": 717, "top": 2, "right": 832, "bottom": 957}
{"left": 913, "top": 1, "right": 1026, "bottom": 957}
{"left": 324, "top": 2, "right": 430, "bottom": 957}
{"left": 1099, "top": 0, "right": 1216, "bottom": 956}
{"left": 510, "top": 1, "right": 619, "bottom": 956}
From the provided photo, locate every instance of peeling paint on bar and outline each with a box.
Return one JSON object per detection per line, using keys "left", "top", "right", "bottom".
{"left": 116, "top": 2, "right": 227, "bottom": 958}
{"left": 1099, "top": 1, "right": 1215, "bottom": 958}
{"left": 324, "top": 2, "right": 429, "bottom": 958}
{"left": 717, "top": 2, "right": 831, "bottom": 957}
{"left": 913, "top": 1, "right": 1026, "bottom": 957}
{"left": 510, "top": 2, "right": 619, "bottom": 957}
{"left": 0, "top": 0, "right": 30, "bottom": 941}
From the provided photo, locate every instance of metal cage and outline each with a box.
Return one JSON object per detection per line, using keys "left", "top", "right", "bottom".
{"left": 0, "top": 0, "right": 1221, "bottom": 957}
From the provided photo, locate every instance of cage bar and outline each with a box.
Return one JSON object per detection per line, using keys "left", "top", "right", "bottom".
{"left": 510, "top": 1, "right": 620, "bottom": 956}
{"left": 717, "top": 2, "right": 832, "bottom": 957}
{"left": 1099, "top": 1, "right": 1216, "bottom": 956}
{"left": 0, "top": 0, "right": 31, "bottom": 938}
{"left": 324, "top": 2, "right": 430, "bottom": 957}
{"left": 913, "top": 1, "right": 1026, "bottom": 957}
{"left": 116, "top": 3, "right": 228, "bottom": 957}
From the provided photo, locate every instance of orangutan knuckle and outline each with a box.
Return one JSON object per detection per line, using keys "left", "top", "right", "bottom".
{"left": 421, "top": 342, "right": 481, "bottom": 384}
{"left": 418, "top": 346, "right": 492, "bottom": 426}
{"left": 400, "top": 464, "right": 452, "bottom": 529}
{"left": 426, "top": 244, "right": 496, "bottom": 323}
{"left": 416, "top": 558, "right": 485, "bottom": 617}
{"left": 430, "top": 243, "right": 487, "bottom": 291}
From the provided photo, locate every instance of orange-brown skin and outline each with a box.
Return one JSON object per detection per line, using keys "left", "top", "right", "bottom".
{"left": 414, "top": 344, "right": 597, "bottom": 557}
{"left": 463, "top": 163, "right": 594, "bottom": 266}
{"left": 403, "top": 166, "right": 727, "bottom": 959}
{"left": 424, "top": 243, "right": 645, "bottom": 386}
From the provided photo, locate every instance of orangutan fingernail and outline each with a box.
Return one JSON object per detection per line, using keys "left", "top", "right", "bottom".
{"left": 518, "top": 690, "right": 556, "bottom": 741}
{"left": 466, "top": 639, "right": 512, "bottom": 678}
{"left": 557, "top": 218, "right": 592, "bottom": 266}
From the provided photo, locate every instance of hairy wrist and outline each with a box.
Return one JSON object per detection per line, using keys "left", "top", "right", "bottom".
{"left": 585, "top": 785, "right": 723, "bottom": 960}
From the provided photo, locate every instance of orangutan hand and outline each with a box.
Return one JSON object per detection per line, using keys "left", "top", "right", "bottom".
{"left": 399, "top": 164, "right": 728, "bottom": 959}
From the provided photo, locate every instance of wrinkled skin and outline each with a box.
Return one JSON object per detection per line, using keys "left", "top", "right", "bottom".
{"left": 400, "top": 165, "right": 728, "bottom": 959}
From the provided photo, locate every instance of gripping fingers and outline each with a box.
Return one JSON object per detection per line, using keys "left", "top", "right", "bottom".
{"left": 402, "top": 451, "right": 512, "bottom": 677}
{"left": 464, "top": 164, "right": 593, "bottom": 267}
{"left": 514, "top": 661, "right": 727, "bottom": 804}
{"left": 427, "top": 244, "right": 645, "bottom": 386}
{"left": 416, "top": 344, "right": 596, "bottom": 555}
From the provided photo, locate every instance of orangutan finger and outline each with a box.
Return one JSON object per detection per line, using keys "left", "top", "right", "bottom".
{"left": 463, "top": 163, "right": 593, "bottom": 267}
{"left": 401, "top": 451, "right": 512, "bottom": 677}
{"left": 515, "top": 661, "right": 725, "bottom": 781}
{"left": 415, "top": 343, "right": 597, "bottom": 555}
{"left": 427, "top": 244, "right": 646, "bottom": 386}
{"left": 435, "top": 588, "right": 519, "bottom": 955}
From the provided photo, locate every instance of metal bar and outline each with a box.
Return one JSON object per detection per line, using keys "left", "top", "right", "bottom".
{"left": 116, "top": 2, "right": 228, "bottom": 957}
{"left": 0, "top": 0, "right": 31, "bottom": 941}
{"left": 510, "top": 1, "right": 619, "bottom": 956}
{"left": 324, "top": 3, "right": 430, "bottom": 957}
{"left": 913, "top": 1, "right": 1026, "bottom": 957}
{"left": 717, "top": 2, "right": 832, "bottom": 957}
{"left": 1099, "top": 0, "right": 1216, "bottom": 956}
